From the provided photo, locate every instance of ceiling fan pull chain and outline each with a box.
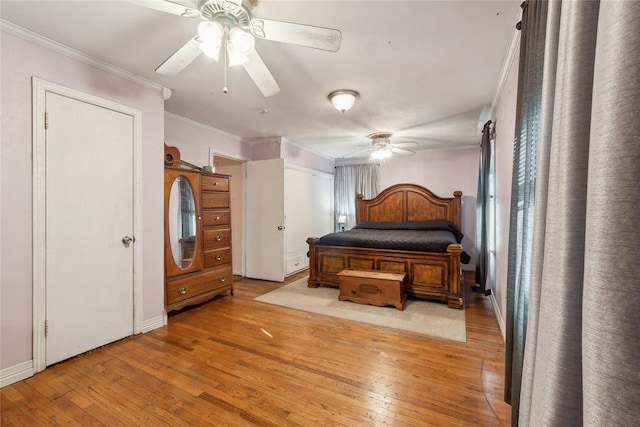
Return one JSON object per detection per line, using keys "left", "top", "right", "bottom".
{"left": 223, "top": 33, "right": 229, "bottom": 94}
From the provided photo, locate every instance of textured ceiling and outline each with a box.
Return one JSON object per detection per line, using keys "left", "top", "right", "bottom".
{"left": 1, "top": 0, "right": 521, "bottom": 159}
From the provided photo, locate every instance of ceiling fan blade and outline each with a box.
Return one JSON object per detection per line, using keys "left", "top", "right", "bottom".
{"left": 393, "top": 141, "right": 418, "bottom": 147}
{"left": 155, "top": 36, "right": 202, "bottom": 75}
{"left": 391, "top": 147, "right": 416, "bottom": 156}
{"left": 249, "top": 19, "right": 342, "bottom": 52}
{"left": 131, "top": 0, "right": 200, "bottom": 17}
{"left": 242, "top": 50, "right": 280, "bottom": 97}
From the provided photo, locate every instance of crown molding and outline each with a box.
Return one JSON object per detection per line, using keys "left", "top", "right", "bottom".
{"left": 0, "top": 19, "right": 171, "bottom": 100}
{"left": 164, "top": 111, "right": 243, "bottom": 142}
{"left": 244, "top": 136, "right": 282, "bottom": 146}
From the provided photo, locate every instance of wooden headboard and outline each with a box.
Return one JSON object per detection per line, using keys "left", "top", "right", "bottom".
{"left": 356, "top": 184, "right": 462, "bottom": 230}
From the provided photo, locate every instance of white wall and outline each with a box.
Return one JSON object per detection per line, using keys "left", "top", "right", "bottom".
{"left": 492, "top": 37, "right": 520, "bottom": 332}
{"left": 247, "top": 137, "right": 335, "bottom": 175}
{"left": 378, "top": 146, "right": 480, "bottom": 267}
{"left": 1, "top": 32, "right": 165, "bottom": 371}
{"left": 164, "top": 113, "right": 251, "bottom": 166}
{"left": 282, "top": 139, "right": 335, "bottom": 175}
{"left": 251, "top": 139, "right": 282, "bottom": 161}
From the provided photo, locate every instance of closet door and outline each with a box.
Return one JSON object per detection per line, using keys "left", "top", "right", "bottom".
{"left": 311, "top": 172, "right": 334, "bottom": 239}
{"left": 284, "top": 167, "right": 334, "bottom": 275}
{"left": 44, "top": 92, "right": 135, "bottom": 366}
{"left": 284, "top": 168, "right": 314, "bottom": 275}
{"left": 245, "top": 159, "right": 285, "bottom": 281}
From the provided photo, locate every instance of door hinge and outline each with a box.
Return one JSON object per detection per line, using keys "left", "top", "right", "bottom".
{"left": 44, "top": 112, "right": 49, "bottom": 130}
{"left": 45, "top": 320, "right": 49, "bottom": 338}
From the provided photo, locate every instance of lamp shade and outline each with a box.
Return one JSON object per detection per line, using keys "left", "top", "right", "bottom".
{"left": 198, "top": 21, "right": 224, "bottom": 60}
{"left": 338, "top": 215, "right": 347, "bottom": 224}
{"left": 228, "top": 27, "right": 255, "bottom": 56}
{"left": 199, "top": 42, "right": 221, "bottom": 60}
{"left": 371, "top": 147, "right": 392, "bottom": 160}
{"left": 328, "top": 90, "right": 359, "bottom": 113}
{"left": 198, "top": 21, "right": 223, "bottom": 45}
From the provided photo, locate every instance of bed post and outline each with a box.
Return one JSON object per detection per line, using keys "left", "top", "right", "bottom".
{"left": 452, "top": 191, "right": 463, "bottom": 230}
{"left": 355, "top": 194, "right": 364, "bottom": 224}
{"left": 306, "top": 237, "right": 320, "bottom": 288}
{"left": 446, "top": 243, "right": 464, "bottom": 308}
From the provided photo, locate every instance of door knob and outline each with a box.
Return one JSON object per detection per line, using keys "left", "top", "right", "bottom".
{"left": 122, "top": 236, "right": 134, "bottom": 247}
{"left": 277, "top": 226, "right": 285, "bottom": 230}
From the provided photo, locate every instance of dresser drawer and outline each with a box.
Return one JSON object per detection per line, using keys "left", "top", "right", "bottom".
{"left": 166, "top": 267, "right": 232, "bottom": 305}
{"left": 204, "top": 247, "right": 232, "bottom": 268}
{"left": 203, "top": 228, "right": 231, "bottom": 249}
{"left": 202, "top": 175, "right": 229, "bottom": 192}
{"left": 202, "top": 209, "right": 230, "bottom": 226}
{"left": 202, "top": 192, "right": 229, "bottom": 209}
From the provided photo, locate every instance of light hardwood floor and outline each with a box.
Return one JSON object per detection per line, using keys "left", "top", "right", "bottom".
{"left": 1, "top": 271, "right": 510, "bottom": 426}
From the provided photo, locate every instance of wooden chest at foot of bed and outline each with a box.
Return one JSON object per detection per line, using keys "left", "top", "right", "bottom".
{"left": 337, "top": 269, "right": 406, "bottom": 311}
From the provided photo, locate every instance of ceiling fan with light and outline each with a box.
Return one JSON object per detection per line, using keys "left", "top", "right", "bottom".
{"left": 134, "top": 0, "right": 342, "bottom": 97}
{"left": 344, "top": 132, "right": 417, "bottom": 160}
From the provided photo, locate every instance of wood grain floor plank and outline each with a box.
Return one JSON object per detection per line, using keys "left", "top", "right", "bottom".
{"left": 1, "top": 271, "right": 510, "bottom": 426}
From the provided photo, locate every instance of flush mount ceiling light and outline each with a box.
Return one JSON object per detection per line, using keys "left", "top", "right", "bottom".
{"left": 328, "top": 89, "right": 360, "bottom": 113}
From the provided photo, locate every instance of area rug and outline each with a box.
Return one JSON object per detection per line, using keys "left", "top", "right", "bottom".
{"left": 254, "top": 277, "right": 466, "bottom": 342}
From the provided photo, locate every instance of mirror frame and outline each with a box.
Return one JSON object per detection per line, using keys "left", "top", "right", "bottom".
{"left": 164, "top": 168, "right": 203, "bottom": 278}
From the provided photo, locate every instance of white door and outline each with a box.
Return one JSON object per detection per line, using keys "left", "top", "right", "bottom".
{"left": 245, "top": 158, "right": 285, "bottom": 281}
{"left": 284, "top": 168, "right": 314, "bottom": 261}
{"left": 311, "top": 173, "right": 334, "bottom": 239}
{"left": 45, "top": 92, "right": 134, "bottom": 365}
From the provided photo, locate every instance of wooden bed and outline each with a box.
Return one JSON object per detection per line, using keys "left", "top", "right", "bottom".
{"left": 307, "top": 183, "right": 464, "bottom": 308}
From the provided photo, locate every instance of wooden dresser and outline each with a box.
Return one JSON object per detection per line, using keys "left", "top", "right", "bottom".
{"left": 200, "top": 173, "right": 233, "bottom": 282}
{"left": 164, "top": 146, "right": 233, "bottom": 313}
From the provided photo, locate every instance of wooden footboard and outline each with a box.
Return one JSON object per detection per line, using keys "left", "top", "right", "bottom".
{"left": 307, "top": 238, "right": 463, "bottom": 308}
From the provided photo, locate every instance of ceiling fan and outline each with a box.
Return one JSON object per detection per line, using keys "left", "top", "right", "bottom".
{"left": 344, "top": 132, "right": 417, "bottom": 160}
{"left": 135, "top": 0, "right": 342, "bottom": 97}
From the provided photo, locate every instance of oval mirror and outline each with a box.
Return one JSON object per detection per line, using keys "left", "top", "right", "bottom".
{"left": 168, "top": 176, "right": 197, "bottom": 269}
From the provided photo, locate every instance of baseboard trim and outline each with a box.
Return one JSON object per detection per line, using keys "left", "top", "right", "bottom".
{"left": 141, "top": 314, "right": 167, "bottom": 333}
{"left": 2, "top": 315, "right": 167, "bottom": 389}
{"left": 1, "top": 360, "right": 34, "bottom": 388}
{"left": 489, "top": 292, "right": 506, "bottom": 341}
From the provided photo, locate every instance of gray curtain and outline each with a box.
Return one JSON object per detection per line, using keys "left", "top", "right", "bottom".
{"left": 475, "top": 120, "right": 493, "bottom": 295}
{"left": 507, "top": 0, "right": 640, "bottom": 425}
{"left": 505, "top": 0, "right": 548, "bottom": 419}
{"left": 334, "top": 164, "right": 379, "bottom": 231}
